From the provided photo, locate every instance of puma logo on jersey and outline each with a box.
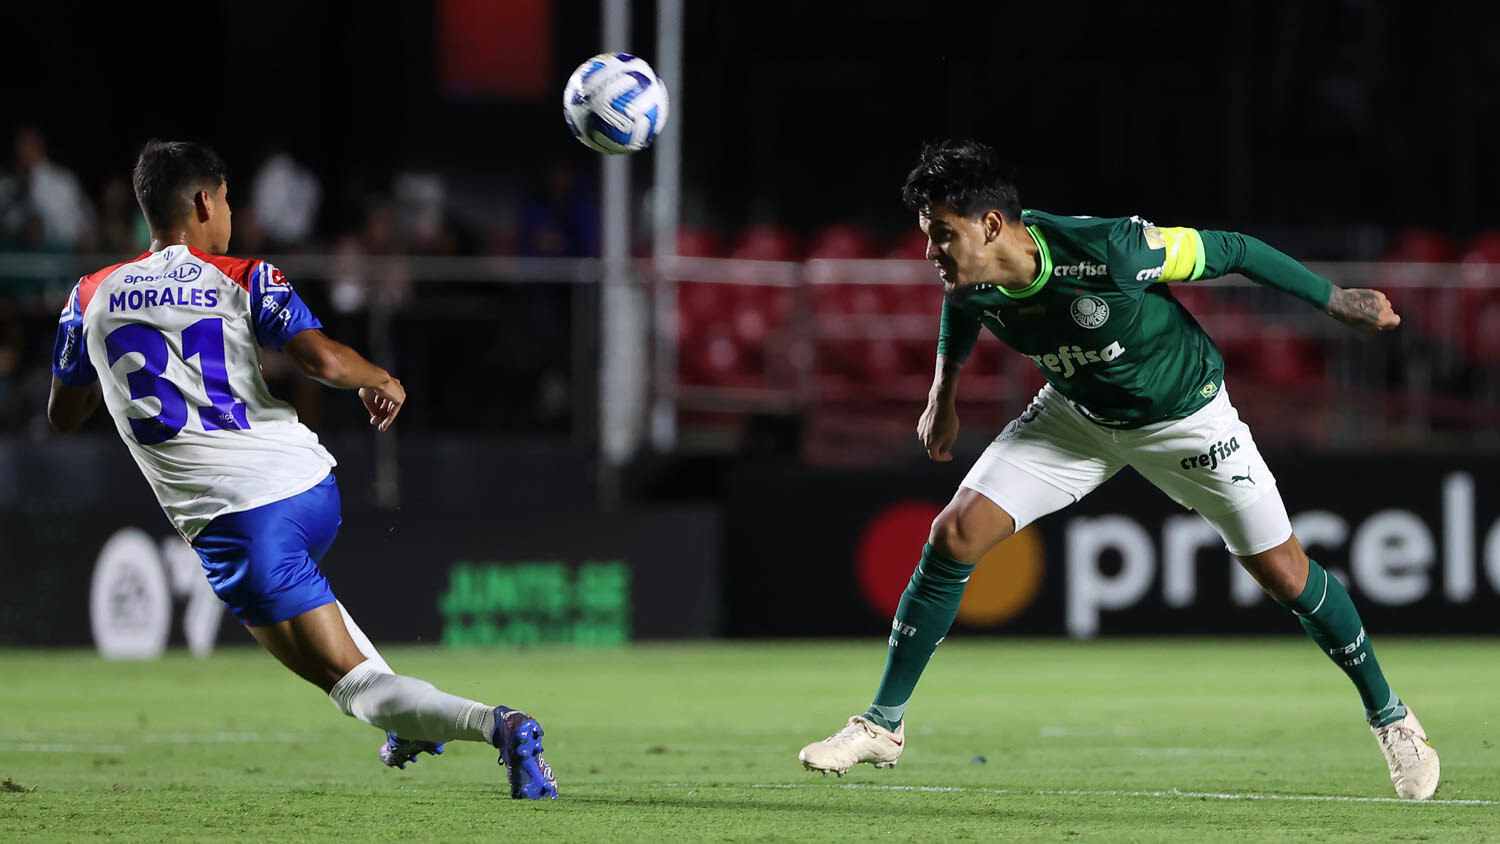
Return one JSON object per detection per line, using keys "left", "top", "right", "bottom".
{"left": 1231, "top": 473, "right": 1255, "bottom": 485}
{"left": 1025, "top": 340, "right": 1126, "bottom": 378}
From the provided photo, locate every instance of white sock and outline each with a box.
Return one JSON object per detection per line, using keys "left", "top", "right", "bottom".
{"left": 338, "top": 602, "right": 393, "bottom": 675}
{"left": 329, "top": 659, "right": 496, "bottom": 743}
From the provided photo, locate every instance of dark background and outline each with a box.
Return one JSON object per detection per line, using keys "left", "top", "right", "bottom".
{"left": 6, "top": 0, "right": 1498, "bottom": 242}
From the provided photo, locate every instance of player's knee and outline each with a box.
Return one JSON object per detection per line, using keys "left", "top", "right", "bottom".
{"left": 1259, "top": 561, "right": 1307, "bottom": 602}
{"left": 928, "top": 512, "right": 983, "bottom": 563}
{"left": 1240, "top": 544, "right": 1308, "bottom": 602}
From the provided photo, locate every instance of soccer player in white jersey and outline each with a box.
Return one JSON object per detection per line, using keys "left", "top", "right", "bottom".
{"left": 48, "top": 140, "right": 557, "bottom": 800}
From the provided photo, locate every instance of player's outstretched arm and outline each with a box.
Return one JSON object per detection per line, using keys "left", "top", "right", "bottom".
{"left": 46, "top": 377, "right": 100, "bottom": 433}
{"left": 1190, "top": 230, "right": 1401, "bottom": 336}
{"left": 283, "top": 329, "right": 404, "bottom": 432}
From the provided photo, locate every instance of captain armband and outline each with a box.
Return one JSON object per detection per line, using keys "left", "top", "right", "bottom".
{"left": 1144, "top": 226, "right": 1206, "bottom": 282}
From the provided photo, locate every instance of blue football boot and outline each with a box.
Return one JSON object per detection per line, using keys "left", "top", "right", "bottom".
{"left": 492, "top": 706, "right": 558, "bottom": 799}
{"left": 379, "top": 732, "right": 445, "bottom": 769}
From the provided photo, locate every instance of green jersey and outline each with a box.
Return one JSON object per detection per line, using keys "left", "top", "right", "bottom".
{"left": 938, "top": 210, "right": 1223, "bottom": 427}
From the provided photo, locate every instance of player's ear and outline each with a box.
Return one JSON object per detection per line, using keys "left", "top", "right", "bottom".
{"left": 982, "top": 210, "right": 1005, "bottom": 243}
{"left": 193, "top": 189, "right": 213, "bottom": 223}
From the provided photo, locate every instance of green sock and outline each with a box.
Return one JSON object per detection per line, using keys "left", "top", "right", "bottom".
{"left": 864, "top": 544, "right": 975, "bottom": 731}
{"left": 1277, "top": 559, "right": 1405, "bottom": 727}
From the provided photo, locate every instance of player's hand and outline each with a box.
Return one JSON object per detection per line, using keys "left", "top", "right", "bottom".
{"left": 1326, "top": 287, "right": 1401, "bottom": 335}
{"left": 359, "top": 378, "right": 405, "bottom": 432}
{"left": 918, "top": 396, "right": 960, "bottom": 462}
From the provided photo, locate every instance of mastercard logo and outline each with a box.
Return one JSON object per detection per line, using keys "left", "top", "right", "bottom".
{"left": 854, "top": 500, "right": 1045, "bottom": 626}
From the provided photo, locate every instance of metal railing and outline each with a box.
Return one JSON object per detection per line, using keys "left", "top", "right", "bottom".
{"left": 3, "top": 253, "right": 1498, "bottom": 460}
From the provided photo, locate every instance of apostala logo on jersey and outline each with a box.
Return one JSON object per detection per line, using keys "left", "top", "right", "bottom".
{"left": 121, "top": 263, "right": 203, "bottom": 285}
{"left": 1069, "top": 295, "right": 1110, "bottom": 328}
{"left": 1025, "top": 340, "right": 1126, "bottom": 378}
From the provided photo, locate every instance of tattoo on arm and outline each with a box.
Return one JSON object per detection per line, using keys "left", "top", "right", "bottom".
{"left": 1325, "top": 287, "right": 1387, "bottom": 333}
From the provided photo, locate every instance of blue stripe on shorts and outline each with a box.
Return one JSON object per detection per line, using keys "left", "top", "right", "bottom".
{"left": 192, "top": 473, "right": 342, "bottom": 626}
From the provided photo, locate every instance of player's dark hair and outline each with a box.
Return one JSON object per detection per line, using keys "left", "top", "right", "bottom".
{"left": 902, "top": 139, "right": 1021, "bottom": 222}
{"left": 131, "top": 140, "right": 228, "bottom": 230}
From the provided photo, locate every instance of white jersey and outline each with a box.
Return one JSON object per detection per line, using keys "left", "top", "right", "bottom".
{"left": 52, "top": 245, "right": 336, "bottom": 539}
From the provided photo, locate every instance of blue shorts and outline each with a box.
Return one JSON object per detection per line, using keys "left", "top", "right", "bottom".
{"left": 192, "top": 473, "right": 341, "bottom": 626}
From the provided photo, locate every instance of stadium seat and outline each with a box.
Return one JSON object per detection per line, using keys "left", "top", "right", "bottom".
{"left": 677, "top": 282, "right": 734, "bottom": 342}
{"left": 806, "top": 224, "right": 878, "bottom": 261}
{"left": 1378, "top": 227, "right": 1458, "bottom": 330}
{"left": 1459, "top": 230, "right": 1500, "bottom": 288}
{"left": 679, "top": 331, "right": 766, "bottom": 387}
{"left": 729, "top": 284, "right": 792, "bottom": 345}
{"left": 889, "top": 283, "right": 942, "bottom": 317}
{"left": 1250, "top": 324, "right": 1325, "bottom": 389}
{"left": 1456, "top": 231, "right": 1500, "bottom": 363}
{"left": 1382, "top": 227, "right": 1459, "bottom": 264}
{"left": 729, "top": 223, "right": 802, "bottom": 262}
{"left": 1165, "top": 282, "right": 1217, "bottom": 314}
{"left": 675, "top": 225, "right": 726, "bottom": 258}
{"left": 884, "top": 227, "right": 931, "bottom": 260}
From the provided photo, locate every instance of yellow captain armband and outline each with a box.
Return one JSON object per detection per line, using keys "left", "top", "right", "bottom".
{"left": 1146, "top": 226, "right": 1206, "bottom": 282}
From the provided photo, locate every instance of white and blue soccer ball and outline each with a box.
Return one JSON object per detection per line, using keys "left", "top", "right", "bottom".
{"left": 563, "top": 53, "right": 670, "bottom": 155}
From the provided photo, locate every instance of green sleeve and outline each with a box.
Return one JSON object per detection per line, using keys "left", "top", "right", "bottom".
{"left": 1197, "top": 231, "right": 1334, "bottom": 309}
{"left": 936, "top": 296, "right": 981, "bottom": 363}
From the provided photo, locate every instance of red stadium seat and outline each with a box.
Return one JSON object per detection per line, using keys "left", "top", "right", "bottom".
{"left": 679, "top": 331, "right": 766, "bottom": 387}
{"left": 889, "top": 283, "right": 942, "bottom": 317}
{"left": 806, "top": 224, "right": 877, "bottom": 260}
{"left": 729, "top": 224, "right": 802, "bottom": 262}
{"left": 1251, "top": 325, "right": 1325, "bottom": 389}
{"left": 1382, "top": 227, "right": 1459, "bottom": 264}
{"left": 675, "top": 225, "right": 725, "bottom": 258}
{"left": 962, "top": 341, "right": 1001, "bottom": 377}
{"left": 1165, "top": 282, "right": 1217, "bottom": 314}
{"left": 885, "top": 227, "right": 931, "bottom": 260}
{"left": 729, "top": 284, "right": 792, "bottom": 345}
{"left": 676, "top": 282, "right": 734, "bottom": 343}
{"left": 810, "top": 282, "right": 893, "bottom": 316}
{"left": 1459, "top": 230, "right": 1500, "bottom": 284}
{"left": 1456, "top": 231, "right": 1500, "bottom": 362}
{"left": 1379, "top": 227, "right": 1458, "bottom": 327}
{"left": 812, "top": 337, "right": 864, "bottom": 399}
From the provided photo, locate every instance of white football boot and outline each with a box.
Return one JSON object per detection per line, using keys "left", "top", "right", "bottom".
{"left": 798, "top": 716, "right": 904, "bottom": 776}
{"left": 1371, "top": 706, "right": 1440, "bottom": 800}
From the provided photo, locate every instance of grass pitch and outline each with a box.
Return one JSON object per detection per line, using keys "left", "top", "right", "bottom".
{"left": 2, "top": 638, "right": 1497, "bottom": 841}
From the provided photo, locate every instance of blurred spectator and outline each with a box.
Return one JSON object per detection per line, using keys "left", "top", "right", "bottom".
{"left": 0, "top": 301, "right": 20, "bottom": 427}
{"left": 516, "top": 162, "right": 599, "bottom": 257}
{"left": 329, "top": 201, "right": 412, "bottom": 314}
{"left": 393, "top": 172, "right": 448, "bottom": 252}
{"left": 250, "top": 148, "right": 322, "bottom": 248}
{"left": 0, "top": 127, "right": 96, "bottom": 251}
{"left": 97, "top": 177, "right": 148, "bottom": 256}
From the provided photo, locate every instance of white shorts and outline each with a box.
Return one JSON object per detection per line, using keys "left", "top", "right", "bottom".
{"left": 961, "top": 382, "right": 1292, "bottom": 557}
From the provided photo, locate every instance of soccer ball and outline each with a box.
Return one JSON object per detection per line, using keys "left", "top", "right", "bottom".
{"left": 563, "top": 53, "right": 670, "bottom": 154}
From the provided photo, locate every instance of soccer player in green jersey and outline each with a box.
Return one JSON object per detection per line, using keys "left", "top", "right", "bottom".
{"left": 797, "top": 140, "right": 1439, "bottom": 800}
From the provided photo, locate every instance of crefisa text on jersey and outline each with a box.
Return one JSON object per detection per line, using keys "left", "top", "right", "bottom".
{"left": 109, "top": 284, "right": 219, "bottom": 312}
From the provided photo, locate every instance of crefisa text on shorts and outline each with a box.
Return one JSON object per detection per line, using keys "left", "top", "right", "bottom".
{"left": 1180, "top": 437, "right": 1241, "bottom": 471}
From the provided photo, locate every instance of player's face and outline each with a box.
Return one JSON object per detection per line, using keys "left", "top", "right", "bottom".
{"left": 208, "top": 180, "right": 232, "bottom": 253}
{"left": 919, "top": 203, "right": 992, "bottom": 288}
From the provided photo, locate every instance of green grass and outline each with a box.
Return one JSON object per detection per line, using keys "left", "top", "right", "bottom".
{"left": 2, "top": 639, "right": 1498, "bottom": 841}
